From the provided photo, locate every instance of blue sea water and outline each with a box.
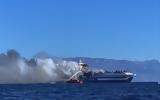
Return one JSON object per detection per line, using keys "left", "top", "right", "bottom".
{"left": 0, "top": 82, "right": 159, "bottom": 100}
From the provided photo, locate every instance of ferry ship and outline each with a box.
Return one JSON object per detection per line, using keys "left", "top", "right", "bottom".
{"left": 66, "top": 61, "right": 135, "bottom": 83}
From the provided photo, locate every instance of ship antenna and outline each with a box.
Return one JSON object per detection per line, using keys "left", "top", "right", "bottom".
{"left": 79, "top": 59, "right": 82, "bottom": 63}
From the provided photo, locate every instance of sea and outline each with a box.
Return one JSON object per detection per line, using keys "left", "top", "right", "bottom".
{"left": 0, "top": 82, "right": 159, "bottom": 100}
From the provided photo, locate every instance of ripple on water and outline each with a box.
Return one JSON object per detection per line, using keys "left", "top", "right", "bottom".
{"left": 0, "top": 83, "right": 159, "bottom": 100}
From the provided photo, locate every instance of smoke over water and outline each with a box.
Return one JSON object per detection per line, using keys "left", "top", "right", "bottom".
{"left": 0, "top": 50, "right": 80, "bottom": 84}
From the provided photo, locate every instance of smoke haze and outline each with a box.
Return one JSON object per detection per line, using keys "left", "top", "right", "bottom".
{"left": 0, "top": 49, "right": 80, "bottom": 84}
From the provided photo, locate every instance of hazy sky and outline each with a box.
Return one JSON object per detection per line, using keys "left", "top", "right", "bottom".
{"left": 0, "top": 0, "right": 160, "bottom": 60}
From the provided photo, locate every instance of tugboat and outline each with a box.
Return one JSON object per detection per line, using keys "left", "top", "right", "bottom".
{"left": 66, "top": 60, "right": 135, "bottom": 83}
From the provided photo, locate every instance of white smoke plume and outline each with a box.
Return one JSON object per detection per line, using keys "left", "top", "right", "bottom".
{"left": 0, "top": 49, "right": 80, "bottom": 84}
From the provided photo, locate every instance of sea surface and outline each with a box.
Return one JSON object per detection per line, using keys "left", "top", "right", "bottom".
{"left": 0, "top": 82, "right": 159, "bottom": 100}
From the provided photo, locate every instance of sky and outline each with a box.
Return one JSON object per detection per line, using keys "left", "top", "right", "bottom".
{"left": 0, "top": 0, "right": 160, "bottom": 60}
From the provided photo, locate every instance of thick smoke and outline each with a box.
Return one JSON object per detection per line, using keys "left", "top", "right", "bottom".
{"left": 0, "top": 49, "right": 80, "bottom": 84}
